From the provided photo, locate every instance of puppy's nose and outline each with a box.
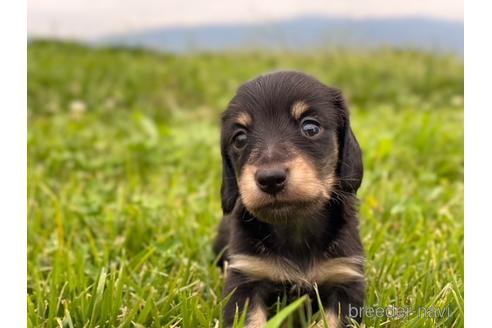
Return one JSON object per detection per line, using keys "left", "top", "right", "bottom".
{"left": 255, "top": 167, "right": 287, "bottom": 195}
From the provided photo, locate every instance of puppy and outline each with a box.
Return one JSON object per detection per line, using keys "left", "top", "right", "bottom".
{"left": 214, "top": 71, "right": 365, "bottom": 328}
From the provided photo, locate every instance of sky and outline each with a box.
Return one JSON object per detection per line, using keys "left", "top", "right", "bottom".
{"left": 28, "top": 0, "right": 463, "bottom": 40}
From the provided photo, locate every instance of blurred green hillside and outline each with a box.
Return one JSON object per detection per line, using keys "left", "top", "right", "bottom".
{"left": 28, "top": 41, "right": 463, "bottom": 118}
{"left": 27, "top": 41, "right": 463, "bottom": 327}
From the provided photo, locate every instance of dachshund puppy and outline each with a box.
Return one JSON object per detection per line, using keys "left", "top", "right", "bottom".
{"left": 214, "top": 71, "right": 365, "bottom": 328}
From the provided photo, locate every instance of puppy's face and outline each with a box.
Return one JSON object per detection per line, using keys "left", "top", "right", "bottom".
{"left": 220, "top": 72, "right": 361, "bottom": 223}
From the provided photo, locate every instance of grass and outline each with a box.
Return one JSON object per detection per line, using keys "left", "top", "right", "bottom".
{"left": 27, "top": 41, "right": 463, "bottom": 327}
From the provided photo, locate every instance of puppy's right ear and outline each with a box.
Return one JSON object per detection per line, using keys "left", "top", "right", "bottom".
{"left": 332, "top": 89, "right": 363, "bottom": 194}
{"left": 220, "top": 144, "right": 239, "bottom": 214}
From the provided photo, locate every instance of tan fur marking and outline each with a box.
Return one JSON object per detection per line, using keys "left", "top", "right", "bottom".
{"left": 308, "top": 256, "right": 365, "bottom": 285}
{"left": 239, "top": 164, "right": 263, "bottom": 210}
{"left": 288, "top": 156, "right": 329, "bottom": 199}
{"left": 246, "top": 303, "right": 268, "bottom": 328}
{"left": 313, "top": 310, "right": 340, "bottom": 328}
{"left": 325, "top": 310, "right": 340, "bottom": 328}
{"left": 291, "top": 101, "right": 309, "bottom": 120}
{"left": 228, "top": 255, "right": 364, "bottom": 287}
{"left": 322, "top": 173, "right": 336, "bottom": 195}
{"left": 236, "top": 112, "right": 252, "bottom": 127}
{"left": 228, "top": 254, "right": 308, "bottom": 285}
{"left": 223, "top": 260, "right": 230, "bottom": 278}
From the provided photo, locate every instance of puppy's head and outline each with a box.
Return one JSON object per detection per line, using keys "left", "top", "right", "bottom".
{"left": 220, "top": 71, "right": 362, "bottom": 223}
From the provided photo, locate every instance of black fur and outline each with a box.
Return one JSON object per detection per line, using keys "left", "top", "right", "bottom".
{"left": 214, "top": 71, "right": 365, "bottom": 327}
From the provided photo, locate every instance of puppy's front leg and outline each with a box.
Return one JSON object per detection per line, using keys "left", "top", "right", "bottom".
{"left": 223, "top": 271, "right": 267, "bottom": 328}
{"left": 317, "top": 283, "right": 365, "bottom": 328}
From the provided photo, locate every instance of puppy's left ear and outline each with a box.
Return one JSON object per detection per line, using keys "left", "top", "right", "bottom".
{"left": 334, "top": 92, "right": 363, "bottom": 194}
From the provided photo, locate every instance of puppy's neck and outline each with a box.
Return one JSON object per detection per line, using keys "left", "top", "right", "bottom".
{"left": 257, "top": 204, "right": 339, "bottom": 258}
{"left": 270, "top": 210, "right": 327, "bottom": 247}
{"left": 234, "top": 198, "right": 352, "bottom": 258}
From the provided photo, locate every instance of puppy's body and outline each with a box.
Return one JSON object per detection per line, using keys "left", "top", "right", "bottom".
{"left": 215, "top": 72, "right": 365, "bottom": 327}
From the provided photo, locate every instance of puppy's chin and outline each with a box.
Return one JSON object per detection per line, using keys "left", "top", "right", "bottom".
{"left": 247, "top": 200, "right": 325, "bottom": 224}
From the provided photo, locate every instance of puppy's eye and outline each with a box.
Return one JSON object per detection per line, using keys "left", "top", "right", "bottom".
{"left": 301, "top": 118, "right": 321, "bottom": 137}
{"left": 232, "top": 131, "right": 248, "bottom": 149}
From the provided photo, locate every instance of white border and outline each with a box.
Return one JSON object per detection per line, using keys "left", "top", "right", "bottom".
{"left": 464, "top": 0, "right": 492, "bottom": 326}
{"left": 0, "top": 0, "right": 480, "bottom": 326}
{"left": 0, "top": 0, "right": 27, "bottom": 324}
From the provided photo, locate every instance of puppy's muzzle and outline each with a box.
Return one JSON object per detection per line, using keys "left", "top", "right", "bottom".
{"left": 255, "top": 166, "right": 287, "bottom": 195}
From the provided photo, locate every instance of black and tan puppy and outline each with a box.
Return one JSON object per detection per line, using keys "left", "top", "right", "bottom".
{"left": 214, "top": 71, "right": 365, "bottom": 327}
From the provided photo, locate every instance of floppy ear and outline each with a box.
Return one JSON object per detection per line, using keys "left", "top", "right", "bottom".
{"left": 220, "top": 147, "right": 240, "bottom": 214}
{"left": 335, "top": 96, "right": 363, "bottom": 194}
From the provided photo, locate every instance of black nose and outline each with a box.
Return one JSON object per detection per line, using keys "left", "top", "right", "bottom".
{"left": 255, "top": 167, "right": 287, "bottom": 195}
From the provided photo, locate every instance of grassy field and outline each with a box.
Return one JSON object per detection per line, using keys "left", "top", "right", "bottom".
{"left": 27, "top": 41, "right": 464, "bottom": 327}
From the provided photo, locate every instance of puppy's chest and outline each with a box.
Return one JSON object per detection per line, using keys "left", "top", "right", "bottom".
{"left": 271, "top": 279, "right": 318, "bottom": 301}
{"left": 227, "top": 253, "right": 364, "bottom": 289}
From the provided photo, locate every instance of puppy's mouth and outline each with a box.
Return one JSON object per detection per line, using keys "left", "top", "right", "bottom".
{"left": 238, "top": 157, "right": 335, "bottom": 223}
{"left": 246, "top": 195, "right": 325, "bottom": 223}
{"left": 256, "top": 198, "right": 314, "bottom": 210}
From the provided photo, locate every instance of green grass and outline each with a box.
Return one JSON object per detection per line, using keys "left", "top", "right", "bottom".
{"left": 27, "top": 41, "right": 463, "bottom": 327}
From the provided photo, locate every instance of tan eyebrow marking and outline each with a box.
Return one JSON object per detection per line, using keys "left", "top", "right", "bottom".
{"left": 228, "top": 254, "right": 364, "bottom": 287}
{"left": 291, "top": 101, "right": 309, "bottom": 120}
{"left": 235, "top": 112, "right": 252, "bottom": 127}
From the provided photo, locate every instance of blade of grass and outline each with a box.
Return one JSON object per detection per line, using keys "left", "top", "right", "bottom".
{"left": 265, "top": 296, "right": 308, "bottom": 328}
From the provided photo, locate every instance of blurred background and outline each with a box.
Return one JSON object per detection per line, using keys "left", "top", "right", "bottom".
{"left": 29, "top": 0, "right": 463, "bottom": 54}
{"left": 27, "top": 1, "right": 464, "bottom": 327}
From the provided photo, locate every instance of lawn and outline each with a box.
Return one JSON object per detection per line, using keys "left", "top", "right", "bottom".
{"left": 27, "top": 41, "right": 464, "bottom": 327}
